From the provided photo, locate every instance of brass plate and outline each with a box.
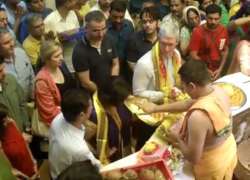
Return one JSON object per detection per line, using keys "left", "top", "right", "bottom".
{"left": 215, "top": 82, "right": 246, "bottom": 109}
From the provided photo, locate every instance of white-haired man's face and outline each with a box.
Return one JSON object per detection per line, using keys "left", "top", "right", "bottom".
{"left": 159, "top": 36, "right": 177, "bottom": 58}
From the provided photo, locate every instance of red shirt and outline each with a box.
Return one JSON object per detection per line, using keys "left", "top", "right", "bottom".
{"left": 189, "top": 24, "right": 229, "bottom": 71}
{"left": 1, "top": 121, "right": 35, "bottom": 177}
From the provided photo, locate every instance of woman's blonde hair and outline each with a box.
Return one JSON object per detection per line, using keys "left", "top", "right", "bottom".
{"left": 40, "top": 40, "right": 62, "bottom": 62}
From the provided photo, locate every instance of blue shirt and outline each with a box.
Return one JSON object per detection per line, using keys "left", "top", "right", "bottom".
{"left": 107, "top": 19, "right": 134, "bottom": 61}
{"left": 4, "top": 47, "right": 34, "bottom": 100}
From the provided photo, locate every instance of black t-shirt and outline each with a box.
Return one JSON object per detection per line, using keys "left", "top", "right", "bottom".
{"left": 126, "top": 31, "right": 156, "bottom": 63}
{"left": 72, "top": 34, "right": 118, "bottom": 86}
{"left": 56, "top": 61, "right": 76, "bottom": 96}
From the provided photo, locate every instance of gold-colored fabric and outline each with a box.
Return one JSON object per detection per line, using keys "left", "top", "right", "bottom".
{"left": 92, "top": 92, "right": 109, "bottom": 165}
{"left": 124, "top": 97, "right": 166, "bottom": 126}
{"left": 124, "top": 43, "right": 188, "bottom": 128}
{"left": 180, "top": 92, "right": 232, "bottom": 140}
{"left": 151, "top": 42, "right": 188, "bottom": 128}
{"left": 194, "top": 135, "right": 237, "bottom": 180}
{"left": 151, "top": 42, "right": 183, "bottom": 103}
{"left": 93, "top": 92, "right": 125, "bottom": 164}
{"left": 78, "top": 3, "right": 91, "bottom": 18}
{"left": 180, "top": 92, "right": 237, "bottom": 179}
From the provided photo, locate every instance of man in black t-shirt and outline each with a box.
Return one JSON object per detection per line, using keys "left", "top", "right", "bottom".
{"left": 126, "top": 6, "right": 160, "bottom": 71}
{"left": 72, "top": 11, "right": 119, "bottom": 93}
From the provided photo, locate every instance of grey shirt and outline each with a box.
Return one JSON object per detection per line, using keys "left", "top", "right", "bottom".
{"left": 4, "top": 47, "right": 34, "bottom": 101}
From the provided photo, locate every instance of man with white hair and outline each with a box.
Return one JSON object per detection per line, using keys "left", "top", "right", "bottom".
{"left": 133, "top": 22, "right": 182, "bottom": 103}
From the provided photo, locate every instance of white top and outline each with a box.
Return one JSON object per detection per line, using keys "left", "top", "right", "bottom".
{"left": 132, "top": 49, "right": 181, "bottom": 103}
{"left": 49, "top": 113, "right": 100, "bottom": 179}
{"left": 44, "top": 10, "right": 80, "bottom": 33}
{"left": 44, "top": 0, "right": 56, "bottom": 10}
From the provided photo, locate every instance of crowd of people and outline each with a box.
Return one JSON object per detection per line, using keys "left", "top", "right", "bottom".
{"left": 0, "top": 0, "right": 249, "bottom": 179}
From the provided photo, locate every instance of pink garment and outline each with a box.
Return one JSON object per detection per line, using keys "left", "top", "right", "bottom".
{"left": 35, "top": 67, "right": 61, "bottom": 125}
{"left": 232, "top": 40, "right": 250, "bottom": 76}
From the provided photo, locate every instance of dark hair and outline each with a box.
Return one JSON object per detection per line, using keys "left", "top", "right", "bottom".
{"left": 55, "top": 0, "right": 68, "bottom": 9}
{"left": 61, "top": 89, "right": 90, "bottom": 123}
{"left": 0, "top": 7, "right": 6, "bottom": 12}
{"left": 178, "top": 60, "right": 211, "bottom": 86}
{"left": 0, "top": 103, "right": 9, "bottom": 137}
{"left": 25, "top": 0, "right": 32, "bottom": 3}
{"left": 26, "top": 0, "right": 41, "bottom": 4}
{"left": 0, "top": 56, "right": 4, "bottom": 64}
{"left": 85, "top": 10, "right": 106, "bottom": 25}
{"left": 170, "top": 0, "right": 185, "bottom": 5}
{"left": 57, "top": 160, "right": 102, "bottom": 180}
{"left": 27, "top": 13, "right": 43, "bottom": 30}
{"left": 98, "top": 77, "right": 131, "bottom": 107}
{"left": 142, "top": 0, "right": 155, "bottom": 6}
{"left": 110, "top": 0, "right": 127, "bottom": 13}
{"left": 140, "top": 6, "right": 160, "bottom": 21}
{"left": 205, "top": 4, "right": 221, "bottom": 16}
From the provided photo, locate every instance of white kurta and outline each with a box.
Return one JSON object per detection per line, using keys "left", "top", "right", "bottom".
{"left": 133, "top": 49, "right": 181, "bottom": 103}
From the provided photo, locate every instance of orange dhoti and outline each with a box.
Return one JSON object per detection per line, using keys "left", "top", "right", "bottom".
{"left": 194, "top": 134, "right": 237, "bottom": 180}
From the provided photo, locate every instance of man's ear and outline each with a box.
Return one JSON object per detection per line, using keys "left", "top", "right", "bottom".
{"left": 79, "top": 112, "right": 85, "bottom": 117}
{"left": 188, "top": 82, "right": 196, "bottom": 90}
{"left": 85, "top": 102, "right": 93, "bottom": 119}
{"left": 157, "top": 20, "right": 160, "bottom": 29}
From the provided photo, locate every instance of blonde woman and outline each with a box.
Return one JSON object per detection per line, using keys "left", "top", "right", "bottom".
{"left": 35, "top": 40, "right": 74, "bottom": 125}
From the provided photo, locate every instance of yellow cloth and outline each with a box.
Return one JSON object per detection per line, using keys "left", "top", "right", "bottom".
{"left": 23, "top": 35, "right": 41, "bottom": 65}
{"left": 184, "top": 95, "right": 232, "bottom": 136}
{"left": 194, "top": 134, "right": 237, "bottom": 180}
{"left": 92, "top": 92, "right": 109, "bottom": 165}
{"left": 93, "top": 92, "right": 125, "bottom": 164}
{"left": 78, "top": 3, "right": 91, "bottom": 18}
{"left": 151, "top": 42, "right": 182, "bottom": 103}
{"left": 180, "top": 92, "right": 237, "bottom": 179}
{"left": 229, "top": 3, "right": 240, "bottom": 18}
{"left": 151, "top": 42, "right": 188, "bottom": 128}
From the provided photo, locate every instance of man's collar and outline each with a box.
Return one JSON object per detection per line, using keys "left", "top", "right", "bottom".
{"left": 54, "top": 10, "right": 71, "bottom": 22}
{"left": 4, "top": 56, "right": 14, "bottom": 64}
{"left": 82, "top": 34, "right": 103, "bottom": 49}
{"left": 82, "top": 34, "right": 91, "bottom": 46}
{"left": 28, "top": 35, "right": 42, "bottom": 44}
{"left": 107, "top": 19, "right": 128, "bottom": 30}
{"left": 140, "top": 30, "right": 157, "bottom": 43}
{"left": 63, "top": 117, "right": 85, "bottom": 137}
{"left": 170, "top": 13, "right": 182, "bottom": 21}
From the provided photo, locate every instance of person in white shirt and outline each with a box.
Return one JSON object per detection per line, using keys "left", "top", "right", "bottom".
{"left": 133, "top": 22, "right": 182, "bottom": 103}
{"left": 43, "top": 0, "right": 79, "bottom": 35}
{"left": 43, "top": 0, "right": 80, "bottom": 72}
{"left": 49, "top": 89, "right": 100, "bottom": 180}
